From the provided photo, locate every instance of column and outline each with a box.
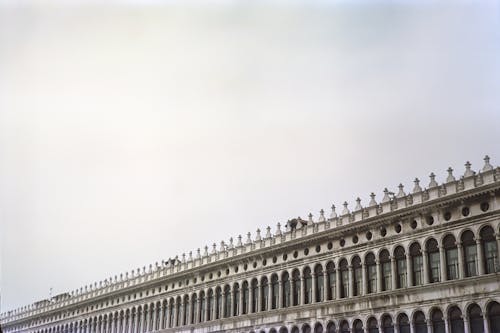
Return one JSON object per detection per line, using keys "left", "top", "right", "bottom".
{"left": 439, "top": 246, "right": 447, "bottom": 281}
{"left": 463, "top": 316, "right": 470, "bottom": 333}
{"left": 204, "top": 289, "right": 210, "bottom": 321}
{"left": 196, "top": 295, "right": 201, "bottom": 324}
{"left": 457, "top": 242, "right": 465, "bottom": 279}
{"left": 133, "top": 313, "right": 138, "bottom": 333}
{"left": 312, "top": 273, "right": 317, "bottom": 302}
{"left": 257, "top": 283, "right": 262, "bottom": 312}
{"left": 422, "top": 250, "right": 429, "bottom": 284}
{"left": 110, "top": 317, "right": 115, "bottom": 333}
{"left": 222, "top": 290, "right": 227, "bottom": 317}
{"left": 391, "top": 257, "right": 397, "bottom": 289}
{"left": 267, "top": 276, "right": 272, "bottom": 311}
{"left": 406, "top": 254, "right": 413, "bottom": 287}
{"left": 278, "top": 279, "right": 283, "bottom": 309}
{"left": 335, "top": 268, "right": 341, "bottom": 299}
{"left": 166, "top": 303, "right": 171, "bottom": 328}
{"left": 348, "top": 266, "right": 354, "bottom": 298}
{"left": 483, "top": 314, "right": 490, "bottom": 333}
{"left": 146, "top": 308, "right": 152, "bottom": 332}
{"left": 323, "top": 271, "right": 329, "bottom": 301}
{"left": 249, "top": 285, "right": 255, "bottom": 313}
{"left": 427, "top": 320, "right": 433, "bottom": 333}
{"left": 444, "top": 317, "right": 450, "bottom": 333}
{"left": 361, "top": 263, "right": 367, "bottom": 296}
{"left": 159, "top": 304, "right": 164, "bottom": 329}
{"left": 185, "top": 300, "right": 190, "bottom": 325}
{"left": 300, "top": 277, "right": 305, "bottom": 305}
{"left": 409, "top": 321, "right": 414, "bottom": 333}
{"left": 238, "top": 284, "right": 244, "bottom": 315}
{"left": 496, "top": 234, "right": 500, "bottom": 270}
{"left": 376, "top": 259, "right": 382, "bottom": 293}
{"left": 477, "top": 239, "right": 485, "bottom": 275}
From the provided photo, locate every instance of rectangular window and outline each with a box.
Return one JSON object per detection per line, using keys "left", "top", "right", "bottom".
{"left": 341, "top": 270, "right": 349, "bottom": 298}
{"left": 367, "top": 265, "right": 377, "bottom": 293}
{"left": 412, "top": 256, "right": 423, "bottom": 286}
{"left": 465, "top": 245, "right": 477, "bottom": 277}
{"left": 382, "top": 262, "right": 391, "bottom": 291}
{"left": 446, "top": 248, "right": 459, "bottom": 280}
{"left": 429, "top": 252, "right": 440, "bottom": 282}
{"left": 397, "top": 259, "right": 407, "bottom": 288}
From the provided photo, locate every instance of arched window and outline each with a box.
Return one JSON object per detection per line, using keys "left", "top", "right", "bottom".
{"left": 353, "top": 319, "right": 363, "bottom": 333}
{"left": 380, "top": 250, "right": 392, "bottom": 291}
{"left": 292, "top": 269, "right": 301, "bottom": 306}
{"left": 292, "top": 327, "right": 300, "bottom": 333}
{"left": 326, "top": 321, "right": 336, "bottom": 333}
{"left": 150, "top": 303, "right": 155, "bottom": 330}
{"left": 168, "top": 300, "right": 174, "bottom": 327}
{"left": 233, "top": 283, "right": 240, "bottom": 316}
{"left": 130, "top": 309, "right": 136, "bottom": 333}
{"left": 207, "top": 289, "right": 213, "bottom": 321}
{"left": 443, "top": 235, "right": 459, "bottom": 280}
{"left": 302, "top": 323, "right": 311, "bottom": 333}
{"left": 271, "top": 274, "right": 279, "bottom": 309}
{"left": 394, "top": 246, "right": 407, "bottom": 288}
{"left": 340, "top": 320, "right": 350, "bottom": 333}
{"left": 480, "top": 226, "right": 498, "bottom": 274}
{"left": 223, "top": 285, "right": 231, "bottom": 318}
{"left": 352, "top": 256, "right": 362, "bottom": 296}
{"left": 215, "top": 287, "right": 222, "bottom": 319}
{"left": 339, "top": 259, "right": 349, "bottom": 298}
{"left": 487, "top": 301, "right": 500, "bottom": 333}
{"left": 449, "top": 306, "right": 464, "bottom": 333}
{"left": 365, "top": 253, "right": 377, "bottom": 293}
{"left": 367, "top": 317, "right": 378, "bottom": 333}
{"left": 199, "top": 291, "right": 206, "bottom": 323}
{"left": 175, "top": 297, "right": 182, "bottom": 326}
{"left": 191, "top": 294, "right": 197, "bottom": 324}
{"left": 282, "top": 272, "right": 291, "bottom": 308}
{"left": 124, "top": 310, "right": 130, "bottom": 333}
{"left": 410, "top": 243, "right": 423, "bottom": 286}
{"left": 304, "top": 267, "right": 312, "bottom": 304}
{"left": 315, "top": 264, "right": 324, "bottom": 302}
{"left": 261, "top": 277, "right": 269, "bottom": 311}
{"left": 314, "top": 323, "right": 323, "bottom": 333}
{"left": 183, "top": 296, "right": 189, "bottom": 325}
{"left": 398, "top": 314, "right": 410, "bottom": 333}
{"left": 413, "top": 311, "right": 427, "bottom": 333}
{"left": 242, "top": 281, "right": 249, "bottom": 315}
{"left": 431, "top": 308, "right": 445, "bottom": 333}
{"left": 251, "top": 279, "right": 259, "bottom": 313}
{"left": 467, "top": 303, "right": 484, "bottom": 333}
{"left": 326, "top": 262, "right": 336, "bottom": 300}
{"left": 270, "top": 329, "right": 277, "bottom": 333}
{"left": 427, "top": 239, "right": 441, "bottom": 283}
{"left": 382, "top": 314, "right": 394, "bottom": 333}
{"left": 462, "top": 230, "right": 478, "bottom": 277}
{"left": 280, "top": 327, "right": 289, "bottom": 333}
{"left": 155, "top": 302, "right": 161, "bottom": 329}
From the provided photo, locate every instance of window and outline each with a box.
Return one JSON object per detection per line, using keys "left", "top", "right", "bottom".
{"left": 462, "top": 230, "right": 478, "bottom": 277}
{"left": 367, "top": 317, "right": 378, "bottom": 333}
{"left": 326, "top": 322, "right": 336, "bottom": 333}
{"left": 241, "top": 282, "right": 249, "bottom": 315}
{"left": 443, "top": 235, "right": 459, "bottom": 280}
{"left": 340, "top": 320, "right": 350, "bottom": 333}
{"left": 467, "top": 303, "right": 484, "bottom": 333}
{"left": 448, "top": 306, "right": 464, "bottom": 333}
{"left": 183, "top": 296, "right": 189, "bottom": 325}
{"left": 382, "top": 315, "right": 394, "bottom": 333}
{"left": 487, "top": 301, "right": 500, "bottom": 333}
{"left": 261, "top": 277, "right": 269, "bottom": 311}
{"left": 176, "top": 297, "right": 182, "bottom": 326}
{"left": 304, "top": 267, "right": 312, "bottom": 304}
{"left": 380, "top": 250, "right": 391, "bottom": 291}
{"left": 223, "top": 285, "right": 231, "bottom": 318}
{"left": 481, "top": 226, "right": 498, "bottom": 274}
{"left": 282, "top": 272, "right": 291, "bottom": 308}
{"left": 314, "top": 265, "right": 324, "bottom": 302}
{"left": 168, "top": 301, "right": 174, "bottom": 327}
{"left": 292, "top": 269, "right": 301, "bottom": 306}
{"left": 352, "top": 256, "right": 362, "bottom": 296}
{"left": 410, "top": 243, "right": 423, "bottom": 286}
{"left": 431, "top": 309, "right": 445, "bottom": 333}
{"left": 426, "top": 239, "right": 440, "bottom": 283}
{"left": 207, "top": 290, "right": 213, "bottom": 321}
{"left": 271, "top": 275, "right": 279, "bottom": 309}
{"left": 394, "top": 246, "right": 407, "bottom": 288}
{"left": 199, "top": 292, "right": 205, "bottom": 322}
{"left": 353, "top": 319, "right": 363, "bottom": 333}
{"left": 339, "top": 259, "right": 349, "bottom": 298}
{"left": 326, "top": 262, "right": 336, "bottom": 300}
{"left": 413, "top": 311, "right": 427, "bottom": 333}
{"left": 251, "top": 279, "right": 258, "bottom": 313}
{"left": 398, "top": 314, "right": 410, "bottom": 333}
{"left": 365, "top": 253, "right": 377, "bottom": 293}
{"left": 232, "top": 284, "right": 239, "bottom": 316}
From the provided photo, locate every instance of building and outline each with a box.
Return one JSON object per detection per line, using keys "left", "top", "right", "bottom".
{"left": 1, "top": 156, "right": 500, "bottom": 333}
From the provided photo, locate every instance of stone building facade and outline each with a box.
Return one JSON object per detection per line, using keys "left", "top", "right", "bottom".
{"left": 2, "top": 156, "right": 500, "bottom": 333}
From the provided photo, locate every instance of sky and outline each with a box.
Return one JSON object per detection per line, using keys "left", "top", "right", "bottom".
{"left": 0, "top": 0, "right": 499, "bottom": 312}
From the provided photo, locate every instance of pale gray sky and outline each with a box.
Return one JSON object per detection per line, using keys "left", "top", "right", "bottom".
{"left": 0, "top": 0, "right": 499, "bottom": 312}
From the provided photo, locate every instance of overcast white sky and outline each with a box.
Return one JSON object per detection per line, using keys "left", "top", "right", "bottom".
{"left": 0, "top": 0, "right": 499, "bottom": 312}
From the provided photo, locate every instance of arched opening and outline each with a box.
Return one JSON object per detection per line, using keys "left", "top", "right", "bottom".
{"left": 302, "top": 323, "right": 311, "bottom": 333}
{"left": 365, "top": 253, "right": 377, "bottom": 293}
{"left": 448, "top": 306, "right": 464, "bottom": 333}
{"left": 242, "top": 281, "right": 249, "bottom": 315}
{"left": 382, "top": 314, "right": 394, "bottom": 333}
{"left": 426, "top": 239, "right": 441, "bottom": 283}
{"left": 292, "top": 269, "right": 301, "bottom": 306}
{"left": 353, "top": 319, "right": 363, "bottom": 333}
{"left": 314, "top": 322, "right": 323, "bottom": 333}
{"left": 233, "top": 283, "right": 240, "bottom": 316}
{"left": 326, "top": 321, "right": 336, "bottom": 333}
{"left": 271, "top": 274, "right": 279, "bottom": 309}
{"left": 431, "top": 308, "right": 445, "bottom": 333}
{"left": 397, "top": 313, "right": 410, "bottom": 333}
{"left": 183, "top": 296, "right": 189, "bottom": 325}
{"left": 413, "top": 311, "right": 427, "bottom": 333}
{"left": 461, "top": 230, "right": 478, "bottom": 277}
{"left": 304, "top": 267, "right": 313, "bottom": 304}
{"left": 251, "top": 279, "right": 259, "bottom": 313}
{"left": 367, "top": 317, "right": 378, "bottom": 333}
{"left": 340, "top": 320, "right": 349, "bottom": 333}
{"left": 215, "top": 287, "right": 222, "bottom": 319}
{"left": 394, "top": 246, "right": 407, "bottom": 288}
{"left": 315, "top": 264, "right": 325, "bottom": 302}
{"left": 168, "top": 299, "right": 175, "bottom": 327}
{"left": 155, "top": 302, "right": 161, "bottom": 329}
{"left": 480, "top": 226, "right": 498, "bottom": 274}
{"left": 174, "top": 297, "right": 182, "bottom": 326}
{"left": 282, "top": 272, "right": 291, "bottom": 308}
{"left": 191, "top": 294, "right": 198, "bottom": 324}
{"left": 352, "top": 256, "right": 362, "bottom": 296}
{"left": 261, "top": 276, "right": 269, "bottom": 311}
{"left": 410, "top": 243, "right": 423, "bottom": 286}
{"left": 270, "top": 329, "right": 277, "bottom": 333}
{"left": 280, "top": 327, "right": 289, "bottom": 333}
{"left": 130, "top": 308, "right": 136, "bottom": 333}
{"left": 467, "top": 303, "right": 484, "bottom": 333}
{"left": 487, "top": 301, "right": 500, "bottom": 333}
{"left": 326, "top": 262, "right": 336, "bottom": 300}
{"left": 380, "top": 249, "right": 392, "bottom": 291}
{"left": 207, "top": 290, "right": 214, "bottom": 321}
{"left": 339, "top": 259, "right": 349, "bottom": 298}
{"left": 124, "top": 310, "right": 130, "bottom": 333}
{"left": 292, "top": 326, "right": 300, "bottom": 333}
{"left": 199, "top": 291, "right": 206, "bottom": 323}
{"left": 223, "top": 285, "right": 231, "bottom": 318}
{"left": 443, "top": 235, "right": 459, "bottom": 280}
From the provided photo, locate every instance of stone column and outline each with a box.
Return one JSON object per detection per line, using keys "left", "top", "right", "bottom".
{"left": 391, "top": 256, "right": 397, "bottom": 289}
{"left": 110, "top": 317, "right": 115, "bottom": 333}
{"left": 196, "top": 295, "right": 201, "bottom": 323}
{"left": 159, "top": 305, "right": 164, "bottom": 329}
{"left": 406, "top": 254, "right": 413, "bottom": 287}
{"left": 348, "top": 266, "right": 354, "bottom": 297}
{"left": 278, "top": 279, "right": 283, "bottom": 308}
{"left": 483, "top": 315, "right": 490, "bottom": 333}
{"left": 335, "top": 268, "right": 341, "bottom": 299}
{"left": 376, "top": 259, "right": 382, "bottom": 293}
{"left": 409, "top": 321, "right": 414, "bottom": 333}
{"left": 477, "top": 238, "right": 485, "bottom": 275}
{"left": 239, "top": 283, "right": 244, "bottom": 315}
{"left": 205, "top": 289, "right": 210, "bottom": 321}
{"left": 300, "top": 277, "right": 305, "bottom": 305}
{"left": 221, "top": 291, "right": 227, "bottom": 318}
{"left": 439, "top": 246, "right": 447, "bottom": 282}
{"left": 312, "top": 273, "right": 317, "bottom": 303}
{"left": 166, "top": 304, "right": 172, "bottom": 328}
{"left": 361, "top": 263, "right": 367, "bottom": 296}
{"left": 496, "top": 234, "right": 500, "bottom": 271}
{"left": 444, "top": 316, "right": 450, "bottom": 333}
{"left": 257, "top": 283, "right": 262, "bottom": 312}
{"left": 457, "top": 242, "right": 465, "bottom": 279}
{"left": 427, "top": 320, "right": 433, "bottom": 333}
{"left": 463, "top": 316, "right": 470, "bottom": 333}
{"left": 133, "top": 312, "right": 138, "bottom": 333}
{"left": 323, "top": 271, "right": 329, "bottom": 301}
{"left": 249, "top": 285, "right": 255, "bottom": 313}
{"left": 267, "top": 276, "right": 272, "bottom": 311}
{"left": 422, "top": 250, "right": 429, "bottom": 284}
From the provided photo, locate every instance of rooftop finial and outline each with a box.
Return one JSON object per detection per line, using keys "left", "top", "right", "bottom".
{"left": 237, "top": 235, "right": 243, "bottom": 247}
{"left": 228, "top": 237, "right": 234, "bottom": 249}
{"left": 413, "top": 178, "right": 422, "bottom": 193}
{"left": 342, "top": 201, "right": 349, "bottom": 215}
{"left": 196, "top": 248, "right": 201, "bottom": 259}
{"left": 464, "top": 161, "right": 474, "bottom": 177}
{"left": 204, "top": 245, "right": 209, "bottom": 256}
{"left": 382, "top": 188, "right": 390, "bottom": 203}
{"left": 369, "top": 192, "right": 377, "bottom": 206}
{"left": 246, "top": 232, "right": 252, "bottom": 244}
{"left": 355, "top": 197, "right": 362, "bottom": 210}
{"left": 219, "top": 241, "right": 226, "bottom": 252}
{"left": 266, "top": 226, "right": 272, "bottom": 238}
{"left": 483, "top": 155, "right": 493, "bottom": 171}
{"left": 211, "top": 243, "right": 217, "bottom": 254}
{"left": 446, "top": 167, "right": 455, "bottom": 182}
{"left": 276, "top": 222, "right": 282, "bottom": 235}
{"left": 256, "top": 228, "right": 262, "bottom": 241}
{"left": 429, "top": 172, "right": 438, "bottom": 188}
{"left": 308, "top": 213, "right": 313, "bottom": 225}
{"left": 396, "top": 184, "right": 405, "bottom": 198}
{"left": 318, "top": 209, "right": 326, "bottom": 222}
{"left": 330, "top": 204, "right": 337, "bottom": 218}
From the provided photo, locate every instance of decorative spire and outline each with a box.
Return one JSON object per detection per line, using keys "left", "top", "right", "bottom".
{"left": 413, "top": 178, "right": 422, "bottom": 193}
{"left": 276, "top": 222, "right": 282, "bottom": 235}
{"left": 428, "top": 173, "right": 438, "bottom": 188}
{"left": 355, "top": 197, "right": 362, "bottom": 210}
{"left": 204, "top": 245, "right": 209, "bottom": 256}
{"left": 446, "top": 167, "right": 455, "bottom": 182}
{"left": 296, "top": 216, "right": 303, "bottom": 229}
{"left": 219, "top": 241, "right": 226, "bottom": 252}
{"left": 228, "top": 237, "right": 234, "bottom": 249}
{"left": 266, "top": 226, "right": 272, "bottom": 238}
{"left": 246, "top": 232, "right": 252, "bottom": 244}
{"left": 368, "top": 192, "right": 377, "bottom": 206}
{"left": 342, "top": 201, "right": 349, "bottom": 215}
{"left": 255, "top": 228, "right": 262, "bottom": 241}
{"left": 237, "top": 235, "right": 243, "bottom": 247}
{"left": 211, "top": 243, "right": 217, "bottom": 254}
{"left": 308, "top": 212, "right": 313, "bottom": 225}
{"left": 464, "top": 161, "right": 474, "bottom": 177}
{"left": 382, "top": 188, "right": 390, "bottom": 203}
{"left": 483, "top": 155, "right": 493, "bottom": 171}
{"left": 330, "top": 204, "right": 337, "bottom": 218}
{"left": 318, "top": 209, "right": 326, "bottom": 222}
{"left": 188, "top": 251, "right": 193, "bottom": 261}
{"left": 196, "top": 248, "right": 201, "bottom": 259}
{"left": 396, "top": 184, "right": 405, "bottom": 198}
